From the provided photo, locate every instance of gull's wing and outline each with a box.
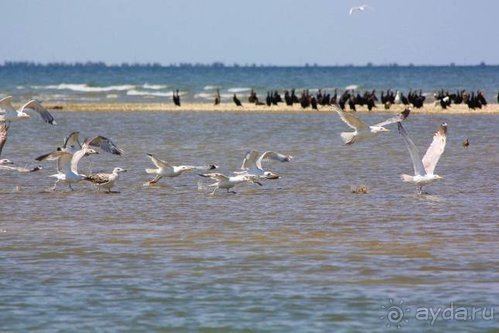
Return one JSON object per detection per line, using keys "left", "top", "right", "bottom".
{"left": 256, "top": 151, "right": 293, "bottom": 170}
{"left": 87, "top": 136, "right": 123, "bottom": 155}
{"left": 63, "top": 131, "right": 81, "bottom": 149}
{"left": 0, "top": 122, "right": 9, "bottom": 156}
{"left": 398, "top": 123, "right": 425, "bottom": 176}
{"left": 35, "top": 148, "right": 70, "bottom": 173}
{"left": 20, "top": 100, "right": 57, "bottom": 125}
{"left": 333, "top": 105, "right": 368, "bottom": 130}
{"left": 240, "top": 150, "right": 260, "bottom": 170}
{"left": 422, "top": 123, "right": 447, "bottom": 175}
{"left": 0, "top": 96, "right": 15, "bottom": 114}
{"left": 147, "top": 153, "right": 170, "bottom": 168}
{"left": 373, "top": 108, "right": 411, "bottom": 128}
{"left": 199, "top": 172, "right": 229, "bottom": 181}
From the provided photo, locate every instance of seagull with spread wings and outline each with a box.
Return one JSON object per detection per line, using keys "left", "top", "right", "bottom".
{"left": 36, "top": 132, "right": 123, "bottom": 172}
{"left": 236, "top": 150, "right": 293, "bottom": 180}
{"left": 398, "top": 122, "right": 447, "bottom": 194}
{"left": 198, "top": 172, "right": 257, "bottom": 195}
{"left": 44, "top": 138, "right": 100, "bottom": 191}
{"left": 0, "top": 96, "right": 56, "bottom": 125}
{"left": 145, "top": 153, "right": 218, "bottom": 185}
{"left": 334, "top": 105, "right": 411, "bottom": 145}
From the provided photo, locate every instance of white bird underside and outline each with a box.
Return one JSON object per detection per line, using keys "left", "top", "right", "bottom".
{"left": 145, "top": 153, "right": 217, "bottom": 184}
{"left": 199, "top": 172, "right": 256, "bottom": 194}
{"left": 334, "top": 105, "right": 411, "bottom": 145}
{"left": 398, "top": 122, "right": 447, "bottom": 192}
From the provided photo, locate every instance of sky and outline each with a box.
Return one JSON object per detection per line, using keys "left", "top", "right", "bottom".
{"left": 1, "top": 0, "right": 498, "bottom": 66}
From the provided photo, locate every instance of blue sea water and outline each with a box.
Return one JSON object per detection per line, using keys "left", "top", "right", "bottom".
{"left": 0, "top": 63, "right": 497, "bottom": 103}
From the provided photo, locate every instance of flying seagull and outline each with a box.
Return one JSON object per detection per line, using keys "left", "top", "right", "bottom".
{"left": 145, "top": 153, "right": 218, "bottom": 184}
{"left": 349, "top": 4, "right": 372, "bottom": 15}
{"left": 85, "top": 167, "right": 127, "bottom": 193}
{"left": 398, "top": 122, "right": 447, "bottom": 194}
{"left": 198, "top": 172, "right": 257, "bottom": 195}
{"left": 45, "top": 138, "right": 100, "bottom": 191}
{"left": 36, "top": 133, "right": 123, "bottom": 172}
{"left": 0, "top": 96, "right": 56, "bottom": 125}
{"left": 236, "top": 150, "right": 293, "bottom": 180}
{"left": 334, "top": 105, "right": 411, "bottom": 145}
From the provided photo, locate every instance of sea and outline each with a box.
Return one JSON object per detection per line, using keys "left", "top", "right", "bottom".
{"left": 0, "top": 64, "right": 498, "bottom": 332}
{"left": 0, "top": 63, "right": 498, "bottom": 104}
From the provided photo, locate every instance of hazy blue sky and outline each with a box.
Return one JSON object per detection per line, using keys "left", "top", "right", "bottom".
{"left": 1, "top": 0, "right": 498, "bottom": 66}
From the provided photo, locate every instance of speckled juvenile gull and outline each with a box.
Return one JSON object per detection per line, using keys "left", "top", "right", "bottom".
{"left": 85, "top": 167, "right": 127, "bottom": 193}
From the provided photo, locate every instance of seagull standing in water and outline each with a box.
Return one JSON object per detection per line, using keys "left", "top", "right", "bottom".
{"left": 398, "top": 122, "right": 447, "bottom": 194}
{"left": 334, "top": 105, "right": 411, "bottom": 145}
{"left": 85, "top": 167, "right": 127, "bottom": 193}
{"left": 236, "top": 150, "right": 293, "bottom": 180}
{"left": 145, "top": 153, "right": 218, "bottom": 184}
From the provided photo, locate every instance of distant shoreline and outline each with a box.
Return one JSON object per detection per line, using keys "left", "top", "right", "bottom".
{"left": 43, "top": 102, "right": 499, "bottom": 114}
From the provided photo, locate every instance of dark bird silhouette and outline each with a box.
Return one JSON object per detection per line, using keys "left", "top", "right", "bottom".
{"left": 233, "top": 94, "right": 243, "bottom": 107}
{"left": 173, "top": 89, "right": 181, "bottom": 107}
{"left": 214, "top": 89, "right": 221, "bottom": 105}
{"left": 463, "top": 138, "right": 470, "bottom": 148}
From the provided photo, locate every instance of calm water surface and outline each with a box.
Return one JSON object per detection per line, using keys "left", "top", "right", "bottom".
{"left": 1, "top": 110, "right": 498, "bottom": 332}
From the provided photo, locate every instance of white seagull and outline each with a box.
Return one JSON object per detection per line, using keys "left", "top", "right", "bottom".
{"left": 145, "top": 153, "right": 217, "bottom": 184}
{"left": 334, "top": 105, "right": 411, "bottom": 145}
{"left": 0, "top": 96, "right": 56, "bottom": 125}
{"left": 44, "top": 138, "right": 99, "bottom": 191}
{"left": 236, "top": 150, "right": 293, "bottom": 180}
{"left": 349, "top": 4, "right": 372, "bottom": 15}
{"left": 36, "top": 133, "right": 123, "bottom": 172}
{"left": 85, "top": 167, "right": 127, "bottom": 193}
{"left": 398, "top": 122, "right": 447, "bottom": 194}
{"left": 199, "top": 172, "right": 257, "bottom": 195}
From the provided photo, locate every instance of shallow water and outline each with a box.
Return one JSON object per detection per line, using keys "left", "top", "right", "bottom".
{"left": 1, "top": 111, "right": 498, "bottom": 332}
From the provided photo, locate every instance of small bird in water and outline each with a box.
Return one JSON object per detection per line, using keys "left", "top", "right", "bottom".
{"left": 462, "top": 137, "right": 470, "bottom": 148}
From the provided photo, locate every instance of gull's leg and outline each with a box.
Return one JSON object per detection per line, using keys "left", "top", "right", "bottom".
{"left": 210, "top": 187, "right": 218, "bottom": 195}
{"left": 51, "top": 179, "right": 59, "bottom": 191}
{"left": 417, "top": 186, "right": 423, "bottom": 195}
{"left": 69, "top": 183, "right": 74, "bottom": 191}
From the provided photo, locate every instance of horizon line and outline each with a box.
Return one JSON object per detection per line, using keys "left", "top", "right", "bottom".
{"left": 1, "top": 61, "right": 498, "bottom": 68}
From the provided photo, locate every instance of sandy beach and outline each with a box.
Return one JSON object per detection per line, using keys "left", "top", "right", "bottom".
{"left": 44, "top": 102, "right": 499, "bottom": 114}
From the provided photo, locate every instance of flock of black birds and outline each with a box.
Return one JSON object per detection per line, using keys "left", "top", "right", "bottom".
{"left": 171, "top": 89, "right": 498, "bottom": 111}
